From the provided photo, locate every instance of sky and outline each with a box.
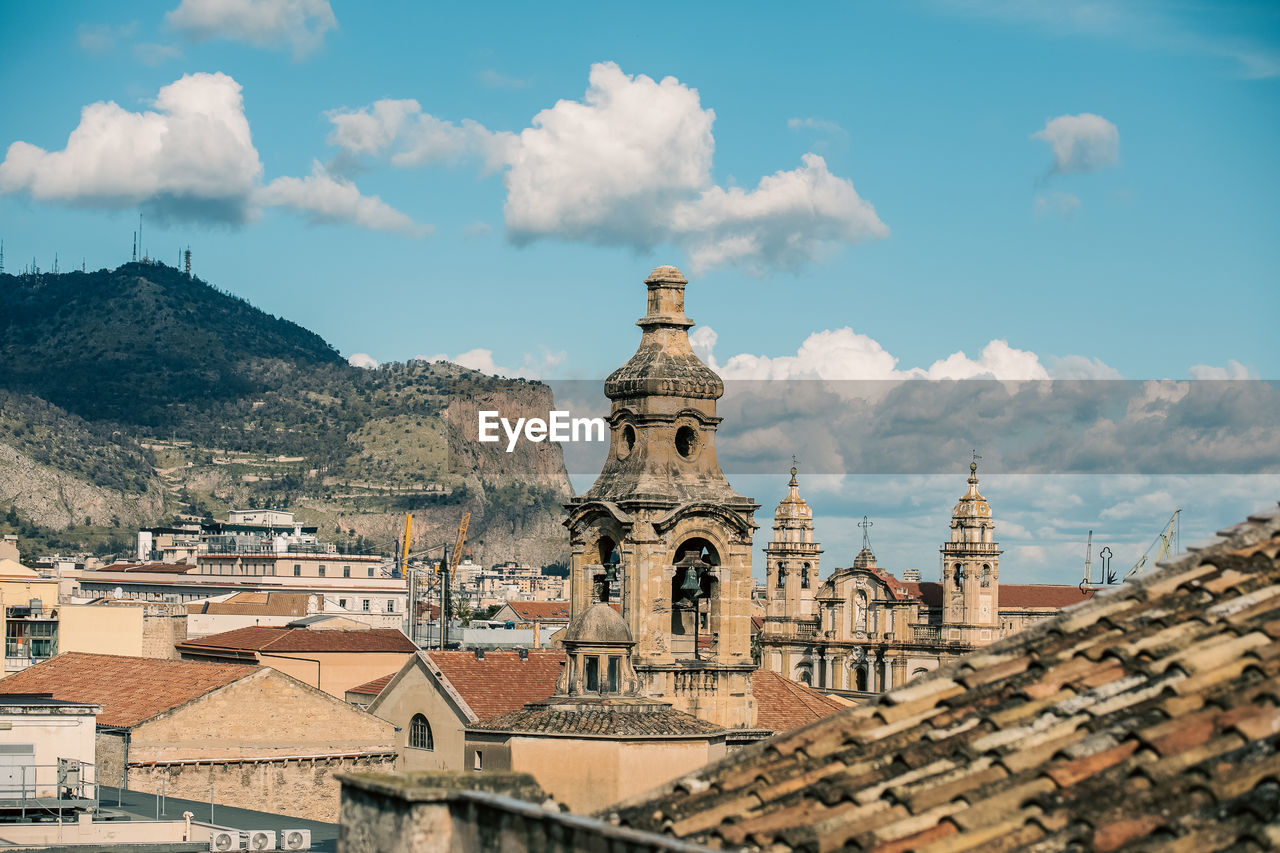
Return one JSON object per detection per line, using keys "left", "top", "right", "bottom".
{"left": 1, "top": 0, "right": 1277, "bottom": 581}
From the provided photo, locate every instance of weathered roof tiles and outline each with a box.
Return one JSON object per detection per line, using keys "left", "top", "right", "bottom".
{"left": 610, "top": 505, "right": 1280, "bottom": 853}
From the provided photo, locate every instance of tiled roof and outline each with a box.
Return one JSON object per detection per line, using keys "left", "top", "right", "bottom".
{"left": 426, "top": 650, "right": 564, "bottom": 722}
{"left": 187, "top": 592, "right": 312, "bottom": 616}
{"left": 96, "top": 562, "right": 196, "bottom": 574}
{"left": 0, "top": 652, "right": 256, "bottom": 728}
{"left": 612, "top": 506, "right": 1280, "bottom": 851}
{"left": 751, "top": 670, "right": 847, "bottom": 733}
{"left": 469, "top": 704, "right": 725, "bottom": 737}
{"left": 177, "top": 626, "right": 416, "bottom": 654}
{"left": 1000, "top": 582, "right": 1098, "bottom": 608}
{"left": 348, "top": 672, "right": 396, "bottom": 697}
{"left": 501, "top": 602, "right": 572, "bottom": 621}
{"left": 897, "top": 581, "right": 1096, "bottom": 609}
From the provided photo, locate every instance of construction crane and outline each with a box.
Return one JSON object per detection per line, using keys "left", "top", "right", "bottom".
{"left": 1124, "top": 510, "right": 1181, "bottom": 581}
{"left": 402, "top": 513, "right": 471, "bottom": 649}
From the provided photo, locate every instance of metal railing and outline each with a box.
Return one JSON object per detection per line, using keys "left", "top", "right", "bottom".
{"left": 0, "top": 760, "right": 98, "bottom": 819}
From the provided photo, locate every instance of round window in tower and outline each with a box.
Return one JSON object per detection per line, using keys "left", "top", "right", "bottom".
{"left": 675, "top": 426, "right": 698, "bottom": 459}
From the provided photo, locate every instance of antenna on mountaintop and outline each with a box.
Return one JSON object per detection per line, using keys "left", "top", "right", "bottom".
{"left": 1, "top": 239, "right": 5, "bottom": 274}
{"left": 132, "top": 232, "right": 137, "bottom": 262}
{"left": 184, "top": 246, "right": 192, "bottom": 278}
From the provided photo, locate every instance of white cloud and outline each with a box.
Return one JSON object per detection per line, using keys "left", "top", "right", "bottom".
{"left": 1032, "top": 113, "right": 1119, "bottom": 174}
{"left": 462, "top": 221, "right": 493, "bottom": 239}
{"left": 78, "top": 22, "right": 139, "bottom": 55}
{"left": 787, "top": 117, "right": 846, "bottom": 136}
{"left": 698, "top": 326, "right": 1063, "bottom": 381}
{"left": 0, "top": 72, "right": 263, "bottom": 224}
{"left": 328, "top": 62, "right": 888, "bottom": 273}
{"left": 1046, "top": 355, "right": 1124, "bottom": 379}
{"left": 1034, "top": 191, "right": 1081, "bottom": 217}
{"left": 671, "top": 154, "right": 888, "bottom": 273}
{"left": 257, "top": 161, "right": 431, "bottom": 237}
{"left": 348, "top": 353, "right": 378, "bottom": 369}
{"left": 416, "top": 347, "right": 567, "bottom": 379}
{"left": 166, "top": 0, "right": 336, "bottom": 59}
{"left": 134, "top": 43, "right": 183, "bottom": 66}
{"left": 325, "top": 98, "right": 515, "bottom": 173}
{"left": 1189, "top": 359, "right": 1256, "bottom": 380}
{"left": 504, "top": 62, "right": 717, "bottom": 249}
{"left": 478, "top": 69, "right": 531, "bottom": 90}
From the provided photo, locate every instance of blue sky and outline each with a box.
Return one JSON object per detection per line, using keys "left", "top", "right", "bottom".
{"left": 1, "top": 1, "right": 1277, "bottom": 579}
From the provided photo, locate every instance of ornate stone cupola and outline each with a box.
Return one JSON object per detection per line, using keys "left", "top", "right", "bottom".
{"left": 941, "top": 459, "right": 1001, "bottom": 639}
{"left": 764, "top": 467, "right": 821, "bottom": 620}
{"left": 555, "top": 603, "right": 641, "bottom": 698}
{"left": 564, "top": 266, "right": 759, "bottom": 729}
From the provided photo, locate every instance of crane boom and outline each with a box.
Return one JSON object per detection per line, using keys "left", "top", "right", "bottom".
{"left": 1125, "top": 510, "right": 1181, "bottom": 581}
{"left": 449, "top": 512, "right": 470, "bottom": 573}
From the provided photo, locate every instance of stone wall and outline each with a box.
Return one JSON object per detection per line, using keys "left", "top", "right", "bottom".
{"left": 130, "top": 754, "right": 395, "bottom": 823}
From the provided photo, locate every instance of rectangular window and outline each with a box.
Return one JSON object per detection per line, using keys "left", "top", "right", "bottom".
{"left": 607, "top": 656, "right": 620, "bottom": 693}
{"left": 293, "top": 565, "right": 301, "bottom": 577}
{"left": 338, "top": 599, "right": 347, "bottom": 609}
{"left": 368, "top": 567, "right": 374, "bottom": 577}
{"left": 362, "top": 600, "right": 370, "bottom": 611}
{"left": 386, "top": 600, "right": 395, "bottom": 613}
{"left": 343, "top": 566, "right": 351, "bottom": 578}
{"left": 585, "top": 656, "right": 599, "bottom": 692}
{"left": 473, "top": 751, "right": 482, "bottom": 771}
{"left": 318, "top": 566, "right": 326, "bottom": 577}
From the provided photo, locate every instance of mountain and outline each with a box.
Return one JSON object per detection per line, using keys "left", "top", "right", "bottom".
{"left": 0, "top": 262, "right": 573, "bottom": 566}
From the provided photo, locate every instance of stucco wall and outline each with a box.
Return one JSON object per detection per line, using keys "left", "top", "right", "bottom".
{"left": 258, "top": 650, "right": 413, "bottom": 698}
{"left": 494, "top": 735, "right": 725, "bottom": 813}
{"left": 368, "top": 660, "right": 467, "bottom": 773}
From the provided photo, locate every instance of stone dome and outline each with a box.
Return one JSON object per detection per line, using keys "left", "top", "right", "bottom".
{"left": 775, "top": 467, "right": 813, "bottom": 521}
{"left": 563, "top": 603, "right": 633, "bottom": 646}
{"left": 603, "top": 265, "right": 724, "bottom": 402}
{"left": 853, "top": 547, "right": 877, "bottom": 569}
{"left": 952, "top": 461, "right": 992, "bottom": 519}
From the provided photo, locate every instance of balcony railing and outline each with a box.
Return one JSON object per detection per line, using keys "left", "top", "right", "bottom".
{"left": 912, "top": 625, "right": 942, "bottom": 643}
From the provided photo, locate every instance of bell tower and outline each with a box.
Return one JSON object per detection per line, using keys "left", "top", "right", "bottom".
{"left": 940, "top": 459, "right": 1001, "bottom": 643}
{"left": 565, "top": 265, "right": 759, "bottom": 728}
{"left": 764, "top": 467, "right": 820, "bottom": 620}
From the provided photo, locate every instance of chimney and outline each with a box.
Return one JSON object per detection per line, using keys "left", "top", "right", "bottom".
{"left": 473, "top": 649, "right": 485, "bottom": 660}
{"left": 518, "top": 648, "right": 529, "bottom": 660}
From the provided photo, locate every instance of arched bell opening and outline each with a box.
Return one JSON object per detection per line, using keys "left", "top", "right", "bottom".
{"left": 669, "top": 538, "right": 720, "bottom": 659}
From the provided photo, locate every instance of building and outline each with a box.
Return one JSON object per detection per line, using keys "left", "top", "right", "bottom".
{"left": 0, "top": 652, "right": 397, "bottom": 822}
{"left": 0, "top": 695, "right": 99, "bottom": 804}
{"left": 59, "top": 600, "right": 187, "bottom": 659}
{"left": 608, "top": 504, "right": 1280, "bottom": 850}
{"left": 0, "top": 560, "right": 61, "bottom": 675}
{"left": 564, "top": 265, "right": 759, "bottom": 729}
{"left": 366, "top": 649, "right": 567, "bottom": 774}
{"left": 490, "top": 600, "right": 572, "bottom": 646}
{"left": 759, "top": 461, "right": 1097, "bottom": 693}
{"left": 184, "top": 590, "right": 313, "bottom": 636}
{"left": 174, "top": 626, "right": 417, "bottom": 698}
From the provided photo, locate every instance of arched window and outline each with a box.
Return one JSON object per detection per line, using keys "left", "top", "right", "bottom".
{"left": 954, "top": 564, "right": 964, "bottom": 589}
{"left": 856, "top": 667, "right": 868, "bottom": 692}
{"left": 981, "top": 564, "right": 991, "bottom": 587}
{"left": 800, "top": 563, "right": 810, "bottom": 589}
{"left": 409, "top": 714, "right": 433, "bottom": 750}
{"left": 776, "top": 563, "right": 787, "bottom": 588}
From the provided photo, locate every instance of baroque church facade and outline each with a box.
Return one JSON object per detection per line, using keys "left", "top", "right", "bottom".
{"left": 759, "top": 461, "right": 1095, "bottom": 693}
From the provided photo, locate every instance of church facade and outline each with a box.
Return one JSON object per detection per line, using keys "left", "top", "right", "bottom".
{"left": 759, "top": 461, "right": 1095, "bottom": 694}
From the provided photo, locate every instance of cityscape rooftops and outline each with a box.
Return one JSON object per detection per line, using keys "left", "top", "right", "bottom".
{"left": 610, "top": 504, "right": 1280, "bottom": 850}
{"left": 422, "top": 650, "right": 566, "bottom": 722}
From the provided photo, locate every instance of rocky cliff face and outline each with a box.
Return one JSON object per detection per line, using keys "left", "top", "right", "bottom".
{"left": 0, "top": 443, "right": 164, "bottom": 529}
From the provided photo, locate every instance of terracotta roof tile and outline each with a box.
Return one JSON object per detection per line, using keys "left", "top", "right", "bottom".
{"left": 347, "top": 672, "right": 396, "bottom": 697}
{"left": 425, "top": 650, "right": 564, "bottom": 722}
{"left": 186, "top": 592, "right": 312, "bottom": 617}
{"left": 500, "top": 602, "right": 572, "bottom": 621}
{"left": 468, "top": 704, "right": 724, "bottom": 737}
{"left": 610, "top": 504, "right": 1280, "bottom": 850}
{"left": 176, "top": 626, "right": 416, "bottom": 653}
{"left": 0, "top": 652, "right": 256, "bottom": 727}
{"left": 750, "top": 670, "right": 847, "bottom": 733}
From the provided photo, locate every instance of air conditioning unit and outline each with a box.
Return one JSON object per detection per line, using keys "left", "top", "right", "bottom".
{"left": 279, "top": 828, "right": 311, "bottom": 850}
{"left": 209, "top": 829, "right": 244, "bottom": 851}
{"left": 247, "top": 830, "right": 276, "bottom": 850}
